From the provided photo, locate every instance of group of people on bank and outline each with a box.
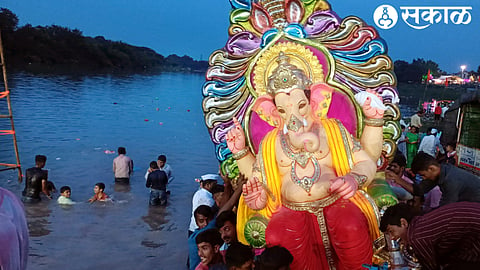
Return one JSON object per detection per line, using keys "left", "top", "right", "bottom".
{"left": 397, "top": 109, "right": 457, "bottom": 169}
{"left": 377, "top": 109, "right": 480, "bottom": 269}
{"left": 21, "top": 147, "right": 173, "bottom": 206}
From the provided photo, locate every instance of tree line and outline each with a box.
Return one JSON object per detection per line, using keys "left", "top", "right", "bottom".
{"left": 0, "top": 8, "right": 208, "bottom": 73}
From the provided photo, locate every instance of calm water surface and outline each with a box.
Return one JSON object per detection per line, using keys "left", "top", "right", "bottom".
{"left": 0, "top": 72, "right": 219, "bottom": 270}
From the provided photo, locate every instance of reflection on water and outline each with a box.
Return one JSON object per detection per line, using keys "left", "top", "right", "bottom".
{"left": 0, "top": 72, "right": 220, "bottom": 270}
{"left": 113, "top": 182, "right": 132, "bottom": 193}
{"left": 142, "top": 205, "right": 169, "bottom": 231}
{"left": 24, "top": 201, "right": 52, "bottom": 237}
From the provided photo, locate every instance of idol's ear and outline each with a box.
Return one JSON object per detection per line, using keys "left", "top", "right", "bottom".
{"left": 285, "top": 0, "right": 305, "bottom": 23}
{"left": 250, "top": 3, "right": 272, "bottom": 33}
{"left": 310, "top": 83, "right": 334, "bottom": 119}
{"left": 252, "top": 94, "right": 281, "bottom": 127}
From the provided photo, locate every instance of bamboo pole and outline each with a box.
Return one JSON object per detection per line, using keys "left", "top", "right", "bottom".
{"left": 0, "top": 29, "right": 22, "bottom": 182}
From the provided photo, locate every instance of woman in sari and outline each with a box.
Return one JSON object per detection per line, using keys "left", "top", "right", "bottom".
{"left": 406, "top": 126, "right": 420, "bottom": 168}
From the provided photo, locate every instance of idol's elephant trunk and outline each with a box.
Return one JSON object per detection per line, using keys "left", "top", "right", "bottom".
{"left": 0, "top": 187, "right": 29, "bottom": 270}
{"left": 289, "top": 131, "right": 320, "bottom": 153}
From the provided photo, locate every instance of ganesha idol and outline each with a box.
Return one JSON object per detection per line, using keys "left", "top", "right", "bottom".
{"left": 202, "top": 1, "right": 401, "bottom": 269}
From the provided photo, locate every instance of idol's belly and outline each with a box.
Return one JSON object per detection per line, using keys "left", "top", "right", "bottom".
{"left": 280, "top": 167, "right": 337, "bottom": 203}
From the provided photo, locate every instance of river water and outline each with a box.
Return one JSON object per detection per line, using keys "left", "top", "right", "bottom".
{"left": 0, "top": 72, "right": 219, "bottom": 270}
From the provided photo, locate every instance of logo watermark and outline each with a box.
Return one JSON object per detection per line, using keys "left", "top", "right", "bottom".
{"left": 373, "top": 5, "right": 398, "bottom": 29}
{"left": 374, "top": 5, "right": 472, "bottom": 30}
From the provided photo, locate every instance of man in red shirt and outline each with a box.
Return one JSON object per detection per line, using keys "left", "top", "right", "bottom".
{"left": 434, "top": 103, "right": 442, "bottom": 124}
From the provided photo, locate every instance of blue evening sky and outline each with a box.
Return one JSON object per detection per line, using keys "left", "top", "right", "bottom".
{"left": 2, "top": 0, "right": 478, "bottom": 73}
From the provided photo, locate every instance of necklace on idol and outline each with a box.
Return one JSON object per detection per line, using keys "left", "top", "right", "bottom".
{"left": 280, "top": 133, "right": 321, "bottom": 194}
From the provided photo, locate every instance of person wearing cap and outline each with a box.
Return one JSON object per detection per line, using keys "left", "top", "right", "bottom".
{"left": 189, "top": 174, "right": 219, "bottom": 235}
{"left": 418, "top": 127, "right": 444, "bottom": 158}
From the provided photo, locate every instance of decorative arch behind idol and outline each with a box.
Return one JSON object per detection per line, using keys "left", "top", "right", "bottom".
{"left": 202, "top": 0, "right": 400, "bottom": 179}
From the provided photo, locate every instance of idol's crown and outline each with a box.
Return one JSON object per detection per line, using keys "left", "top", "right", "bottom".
{"left": 267, "top": 52, "right": 311, "bottom": 96}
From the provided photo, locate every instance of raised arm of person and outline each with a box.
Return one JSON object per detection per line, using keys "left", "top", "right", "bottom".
{"left": 386, "top": 170, "right": 414, "bottom": 194}
{"left": 217, "top": 174, "right": 248, "bottom": 216}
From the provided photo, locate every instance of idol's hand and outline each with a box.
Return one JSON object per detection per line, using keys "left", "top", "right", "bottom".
{"left": 226, "top": 117, "right": 247, "bottom": 154}
{"left": 329, "top": 174, "right": 358, "bottom": 199}
{"left": 242, "top": 176, "right": 267, "bottom": 210}
{"left": 359, "top": 90, "right": 385, "bottom": 119}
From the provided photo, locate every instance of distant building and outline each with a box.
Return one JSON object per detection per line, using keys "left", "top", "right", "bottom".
{"left": 432, "top": 75, "right": 463, "bottom": 85}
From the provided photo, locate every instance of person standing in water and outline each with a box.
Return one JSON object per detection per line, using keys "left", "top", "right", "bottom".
{"left": 113, "top": 147, "right": 133, "bottom": 184}
{"left": 22, "top": 155, "right": 50, "bottom": 203}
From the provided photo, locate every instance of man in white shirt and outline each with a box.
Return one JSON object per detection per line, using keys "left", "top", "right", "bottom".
{"left": 113, "top": 147, "right": 133, "bottom": 184}
{"left": 418, "top": 128, "right": 444, "bottom": 158}
{"left": 441, "top": 105, "right": 449, "bottom": 121}
{"left": 188, "top": 174, "right": 219, "bottom": 235}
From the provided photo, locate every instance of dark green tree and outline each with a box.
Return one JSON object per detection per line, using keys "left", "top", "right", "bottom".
{"left": 394, "top": 58, "right": 442, "bottom": 83}
{"left": 0, "top": 8, "right": 18, "bottom": 33}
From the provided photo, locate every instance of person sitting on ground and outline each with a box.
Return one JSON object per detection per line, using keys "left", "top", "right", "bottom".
{"left": 216, "top": 210, "right": 237, "bottom": 258}
{"left": 256, "top": 245, "right": 294, "bottom": 270}
{"left": 196, "top": 228, "right": 226, "bottom": 270}
{"left": 22, "top": 155, "right": 50, "bottom": 203}
{"left": 88, "top": 182, "right": 110, "bottom": 203}
{"left": 380, "top": 202, "right": 480, "bottom": 270}
{"left": 385, "top": 153, "right": 413, "bottom": 202}
{"left": 385, "top": 153, "right": 441, "bottom": 211}
{"left": 225, "top": 242, "right": 254, "bottom": 270}
{"left": 113, "top": 146, "right": 133, "bottom": 184}
{"left": 392, "top": 152, "right": 480, "bottom": 211}
{"left": 145, "top": 161, "right": 168, "bottom": 206}
{"left": 57, "top": 186, "right": 76, "bottom": 205}
{"left": 417, "top": 127, "right": 444, "bottom": 158}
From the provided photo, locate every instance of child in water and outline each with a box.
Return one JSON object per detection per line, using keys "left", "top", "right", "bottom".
{"left": 88, "top": 182, "right": 110, "bottom": 202}
{"left": 57, "top": 186, "right": 76, "bottom": 205}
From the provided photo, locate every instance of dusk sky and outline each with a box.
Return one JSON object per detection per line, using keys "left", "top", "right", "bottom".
{"left": 2, "top": 0, "right": 478, "bottom": 73}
